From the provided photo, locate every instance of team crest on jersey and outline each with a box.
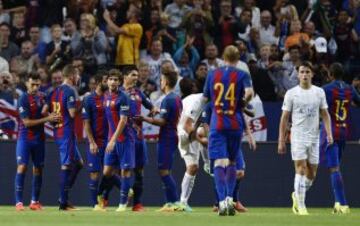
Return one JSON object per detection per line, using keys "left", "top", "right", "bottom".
{"left": 69, "top": 96, "right": 75, "bottom": 102}
{"left": 19, "top": 107, "right": 24, "bottom": 113}
{"left": 82, "top": 108, "right": 86, "bottom": 113}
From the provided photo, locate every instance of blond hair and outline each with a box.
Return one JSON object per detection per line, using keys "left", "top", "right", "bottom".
{"left": 223, "top": 45, "right": 240, "bottom": 63}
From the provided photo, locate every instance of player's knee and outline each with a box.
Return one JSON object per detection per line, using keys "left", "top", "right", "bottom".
{"left": 236, "top": 170, "right": 245, "bottom": 179}
{"left": 121, "top": 169, "right": 132, "bottom": 177}
{"left": 103, "top": 167, "right": 113, "bottom": 177}
{"left": 159, "top": 169, "right": 169, "bottom": 177}
{"left": 90, "top": 172, "right": 100, "bottom": 180}
{"left": 17, "top": 164, "right": 27, "bottom": 173}
{"left": 214, "top": 158, "right": 229, "bottom": 168}
{"left": 329, "top": 166, "right": 340, "bottom": 173}
{"left": 186, "top": 164, "right": 198, "bottom": 176}
{"left": 32, "top": 167, "right": 42, "bottom": 175}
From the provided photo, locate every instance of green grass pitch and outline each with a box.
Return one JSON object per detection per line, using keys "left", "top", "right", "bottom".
{"left": 0, "top": 207, "right": 359, "bottom": 226}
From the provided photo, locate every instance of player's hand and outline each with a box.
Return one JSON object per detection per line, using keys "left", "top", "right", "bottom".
{"left": 90, "top": 142, "right": 99, "bottom": 155}
{"left": 327, "top": 136, "right": 334, "bottom": 145}
{"left": 133, "top": 115, "right": 145, "bottom": 122}
{"left": 277, "top": 140, "right": 286, "bottom": 155}
{"left": 149, "top": 107, "right": 160, "bottom": 117}
{"left": 105, "top": 140, "right": 115, "bottom": 153}
{"left": 248, "top": 137, "right": 257, "bottom": 151}
{"left": 47, "top": 112, "right": 61, "bottom": 122}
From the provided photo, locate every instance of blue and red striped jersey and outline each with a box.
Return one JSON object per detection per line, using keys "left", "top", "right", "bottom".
{"left": 159, "top": 92, "right": 182, "bottom": 138}
{"left": 18, "top": 92, "right": 46, "bottom": 141}
{"left": 104, "top": 90, "right": 133, "bottom": 142}
{"left": 47, "top": 84, "right": 77, "bottom": 140}
{"left": 122, "top": 87, "right": 153, "bottom": 140}
{"left": 82, "top": 92, "right": 108, "bottom": 148}
{"left": 203, "top": 66, "right": 252, "bottom": 131}
{"left": 322, "top": 80, "right": 360, "bottom": 140}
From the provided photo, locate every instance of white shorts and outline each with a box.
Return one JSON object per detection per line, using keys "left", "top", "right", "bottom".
{"left": 178, "top": 131, "right": 202, "bottom": 166}
{"left": 290, "top": 141, "right": 319, "bottom": 164}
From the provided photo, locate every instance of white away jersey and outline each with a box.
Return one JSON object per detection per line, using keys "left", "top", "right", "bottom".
{"left": 177, "top": 93, "right": 203, "bottom": 133}
{"left": 282, "top": 85, "right": 328, "bottom": 143}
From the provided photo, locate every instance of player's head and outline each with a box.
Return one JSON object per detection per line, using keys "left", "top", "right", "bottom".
{"left": 62, "top": 64, "right": 79, "bottom": 86}
{"left": 122, "top": 65, "right": 139, "bottom": 87}
{"left": 296, "top": 61, "right": 314, "bottom": 87}
{"left": 179, "top": 77, "right": 196, "bottom": 98}
{"left": 223, "top": 45, "right": 240, "bottom": 64}
{"left": 26, "top": 71, "right": 41, "bottom": 94}
{"left": 51, "top": 69, "right": 63, "bottom": 87}
{"left": 107, "top": 69, "right": 121, "bottom": 92}
{"left": 160, "top": 71, "right": 178, "bottom": 92}
{"left": 329, "top": 62, "right": 344, "bottom": 81}
{"left": 94, "top": 71, "right": 108, "bottom": 93}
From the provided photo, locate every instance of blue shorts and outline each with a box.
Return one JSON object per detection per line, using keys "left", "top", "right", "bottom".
{"left": 86, "top": 146, "right": 105, "bottom": 172}
{"left": 209, "top": 148, "right": 245, "bottom": 174}
{"left": 55, "top": 136, "right": 82, "bottom": 166}
{"left": 104, "top": 140, "right": 135, "bottom": 170}
{"left": 157, "top": 135, "right": 178, "bottom": 170}
{"left": 208, "top": 130, "right": 243, "bottom": 161}
{"left": 320, "top": 137, "right": 345, "bottom": 168}
{"left": 16, "top": 139, "right": 45, "bottom": 168}
{"left": 135, "top": 139, "right": 148, "bottom": 168}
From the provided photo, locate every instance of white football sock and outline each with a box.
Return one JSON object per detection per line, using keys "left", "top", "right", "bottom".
{"left": 180, "top": 173, "right": 196, "bottom": 204}
{"left": 304, "top": 177, "right": 313, "bottom": 191}
{"left": 294, "top": 174, "right": 306, "bottom": 209}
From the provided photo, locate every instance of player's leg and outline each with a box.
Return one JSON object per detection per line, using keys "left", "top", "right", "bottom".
{"left": 15, "top": 140, "right": 30, "bottom": 211}
{"left": 29, "top": 141, "right": 45, "bottom": 210}
{"left": 68, "top": 139, "right": 83, "bottom": 189}
{"left": 157, "top": 138, "right": 179, "bottom": 211}
{"left": 179, "top": 141, "right": 200, "bottom": 211}
{"left": 233, "top": 146, "right": 247, "bottom": 212}
{"left": 116, "top": 141, "right": 135, "bottom": 211}
{"left": 327, "top": 141, "right": 349, "bottom": 213}
{"left": 87, "top": 147, "right": 105, "bottom": 210}
{"left": 132, "top": 139, "right": 147, "bottom": 211}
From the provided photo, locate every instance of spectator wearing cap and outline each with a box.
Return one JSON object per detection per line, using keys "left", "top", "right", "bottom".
{"left": 258, "top": 10, "right": 279, "bottom": 46}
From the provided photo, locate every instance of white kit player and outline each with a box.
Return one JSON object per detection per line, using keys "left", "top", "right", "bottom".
{"left": 177, "top": 92, "right": 210, "bottom": 212}
{"left": 278, "top": 61, "right": 333, "bottom": 215}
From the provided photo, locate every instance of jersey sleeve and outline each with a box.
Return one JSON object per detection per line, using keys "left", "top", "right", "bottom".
{"left": 82, "top": 96, "right": 91, "bottom": 120}
{"left": 159, "top": 98, "right": 170, "bottom": 120}
{"left": 282, "top": 90, "right": 293, "bottom": 112}
{"left": 118, "top": 93, "right": 130, "bottom": 117}
{"left": 140, "top": 91, "right": 153, "bottom": 110}
{"left": 241, "top": 71, "right": 253, "bottom": 88}
{"left": 66, "top": 88, "right": 76, "bottom": 110}
{"left": 319, "top": 89, "right": 328, "bottom": 109}
{"left": 18, "top": 95, "right": 29, "bottom": 119}
{"left": 203, "top": 71, "right": 212, "bottom": 99}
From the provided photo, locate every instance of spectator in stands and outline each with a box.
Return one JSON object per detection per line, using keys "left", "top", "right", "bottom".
{"left": 0, "top": 55, "right": 9, "bottom": 72}
{"left": 257, "top": 44, "right": 271, "bottom": 69}
{"left": 259, "top": 10, "right": 278, "bottom": 46}
{"left": 28, "top": 25, "right": 47, "bottom": 64}
{"left": 72, "top": 57, "right": 90, "bottom": 96}
{"left": 137, "top": 60, "right": 151, "bottom": 92}
{"left": 267, "top": 53, "right": 287, "bottom": 99}
{"left": 215, "top": 0, "right": 238, "bottom": 50}
{"left": 103, "top": 7, "right": 142, "bottom": 69}
{"left": 248, "top": 57, "right": 277, "bottom": 101}
{"left": 282, "top": 45, "right": 302, "bottom": 89}
{"left": 0, "top": 22, "right": 20, "bottom": 61}
{"left": 10, "top": 40, "right": 39, "bottom": 74}
{"left": 247, "top": 27, "right": 261, "bottom": 54}
{"left": 237, "top": 8, "right": 253, "bottom": 42}
{"left": 0, "top": 0, "right": 10, "bottom": 24}
{"left": 46, "top": 24, "right": 72, "bottom": 72}
{"left": 72, "top": 13, "right": 108, "bottom": 74}
{"left": 235, "top": 0, "right": 261, "bottom": 28}
{"left": 164, "top": 0, "right": 192, "bottom": 30}
{"left": 141, "top": 38, "right": 177, "bottom": 87}
{"left": 173, "top": 35, "right": 200, "bottom": 79}
{"left": 156, "top": 12, "right": 177, "bottom": 54}
{"left": 194, "top": 62, "right": 207, "bottom": 91}
{"left": 10, "top": 10, "right": 26, "bottom": 47}
{"left": 273, "top": 0, "right": 298, "bottom": 22}
{"left": 303, "top": 21, "right": 317, "bottom": 44}
{"left": 284, "top": 19, "right": 310, "bottom": 50}
{"left": 63, "top": 18, "right": 79, "bottom": 42}
{"left": 201, "top": 43, "right": 224, "bottom": 70}
{"left": 0, "top": 71, "right": 19, "bottom": 103}
{"left": 144, "top": 9, "right": 161, "bottom": 51}
{"left": 182, "top": 0, "right": 214, "bottom": 58}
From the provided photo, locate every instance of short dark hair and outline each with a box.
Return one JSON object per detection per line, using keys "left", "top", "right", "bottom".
{"left": 93, "top": 74, "right": 104, "bottom": 84}
{"left": 162, "top": 71, "right": 178, "bottom": 88}
{"left": 26, "top": 71, "right": 41, "bottom": 81}
{"left": 96, "top": 69, "right": 109, "bottom": 77}
{"left": 296, "top": 61, "right": 314, "bottom": 72}
{"left": 0, "top": 22, "right": 10, "bottom": 29}
{"left": 329, "top": 62, "right": 344, "bottom": 80}
{"left": 62, "top": 64, "right": 77, "bottom": 78}
{"left": 108, "top": 68, "right": 122, "bottom": 79}
{"left": 196, "top": 62, "right": 207, "bottom": 71}
{"left": 122, "top": 65, "right": 138, "bottom": 77}
{"left": 179, "top": 78, "right": 194, "bottom": 98}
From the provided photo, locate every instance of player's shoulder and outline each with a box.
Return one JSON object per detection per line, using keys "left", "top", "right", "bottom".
{"left": 311, "top": 85, "right": 325, "bottom": 94}
{"left": 18, "top": 92, "right": 29, "bottom": 102}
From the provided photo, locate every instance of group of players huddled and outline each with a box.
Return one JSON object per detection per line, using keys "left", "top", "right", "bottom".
{"left": 14, "top": 45, "right": 360, "bottom": 216}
